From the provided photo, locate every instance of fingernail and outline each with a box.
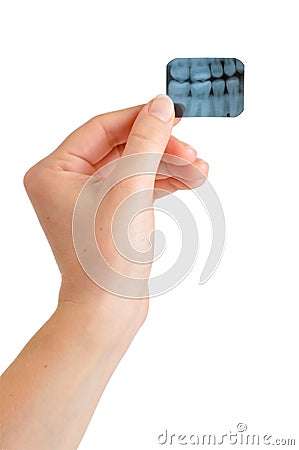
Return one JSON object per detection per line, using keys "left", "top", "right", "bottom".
{"left": 199, "top": 160, "right": 209, "bottom": 174}
{"left": 149, "top": 94, "right": 174, "bottom": 122}
{"left": 185, "top": 146, "right": 197, "bottom": 160}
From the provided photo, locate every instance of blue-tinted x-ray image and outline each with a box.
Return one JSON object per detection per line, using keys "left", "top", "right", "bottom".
{"left": 166, "top": 58, "right": 244, "bottom": 117}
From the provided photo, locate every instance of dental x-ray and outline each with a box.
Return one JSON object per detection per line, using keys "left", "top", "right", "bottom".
{"left": 166, "top": 58, "right": 244, "bottom": 117}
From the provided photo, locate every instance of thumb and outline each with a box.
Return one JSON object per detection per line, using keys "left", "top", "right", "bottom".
{"left": 117, "top": 94, "right": 175, "bottom": 189}
{"left": 123, "top": 94, "right": 175, "bottom": 158}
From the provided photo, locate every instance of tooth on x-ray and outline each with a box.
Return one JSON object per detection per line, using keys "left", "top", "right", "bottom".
{"left": 191, "top": 80, "right": 211, "bottom": 98}
{"left": 190, "top": 58, "right": 211, "bottom": 81}
{"left": 210, "top": 58, "right": 223, "bottom": 78}
{"left": 166, "top": 57, "right": 244, "bottom": 117}
{"left": 223, "top": 58, "right": 236, "bottom": 77}
{"left": 169, "top": 58, "right": 190, "bottom": 82}
{"left": 168, "top": 80, "right": 190, "bottom": 99}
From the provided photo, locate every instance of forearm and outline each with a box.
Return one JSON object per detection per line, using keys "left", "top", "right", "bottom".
{"left": 1, "top": 293, "right": 146, "bottom": 449}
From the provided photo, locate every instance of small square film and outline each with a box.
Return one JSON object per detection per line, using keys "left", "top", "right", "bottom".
{"left": 166, "top": 58, "right": 244, "bottom": 117}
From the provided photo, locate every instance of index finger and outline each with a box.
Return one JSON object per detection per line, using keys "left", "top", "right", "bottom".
{"left": 55, "top": 105, "right": 143, "bottom": 165}
{"left": 54, "top": 104, "right": 181, "bottom": 167}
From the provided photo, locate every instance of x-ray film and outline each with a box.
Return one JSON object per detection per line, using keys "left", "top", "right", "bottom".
{"left": 166, "top": 58, "right": 244, "bottom": 117}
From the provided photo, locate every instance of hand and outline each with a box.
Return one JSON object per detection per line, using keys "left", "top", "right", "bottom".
{"left": 2, "top": 96, "right": 209, "bottom": 449}
{"left": 24, "top": 95, "right": 208, "bottom": 322}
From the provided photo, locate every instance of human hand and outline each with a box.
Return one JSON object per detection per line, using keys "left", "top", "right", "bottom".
{"left": 24, "top": 95, "right": 208, "bottom": 323}
{"left": 1, "top": 96, "right": 209, "bottom": 449}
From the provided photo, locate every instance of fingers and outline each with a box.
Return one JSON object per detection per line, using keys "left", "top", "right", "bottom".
{"left": 54, "top": 105, "right": 144, "bottom": 165}
{"left": 154, "top": 158, "right": 209, "bottom": 199}
{"left": 46, "top": 96, "right": 205, "bottom": 198}
{"left": 93, "top": 135, "right": 199, "bottom": 176}
{"left": 114, "top": 95, "right": 175, "bottom": 190}
{"left": 55, "top": 102, "right": 180, "bottom": 166}
{"left": 159, "top": 156, "right": 208, "bottom": 181}
{"left": 164, "top": 136, "right": 197, "bottom": 165}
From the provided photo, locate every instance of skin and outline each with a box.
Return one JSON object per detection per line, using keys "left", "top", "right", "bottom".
{"left": 0, "top": 95, "right": 209, "bottom": 449}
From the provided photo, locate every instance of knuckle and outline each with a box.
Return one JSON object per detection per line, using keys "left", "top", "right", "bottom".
{"left": 23, "top": 166, "right": 36, "bottom": 191}
{"left": 93, "top": 115, "right": 117, "bottom": 147}
{"left": 23, "top": 163, "right": 46, "bottom": 196}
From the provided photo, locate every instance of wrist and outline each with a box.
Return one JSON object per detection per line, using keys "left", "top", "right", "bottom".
{"left": 57, "top": 276, "right": 149, "bottom": 340}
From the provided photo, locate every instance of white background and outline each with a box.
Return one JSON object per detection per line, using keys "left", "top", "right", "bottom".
{"left": 1, "top": 1, "right": 298, "bottom": 448}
